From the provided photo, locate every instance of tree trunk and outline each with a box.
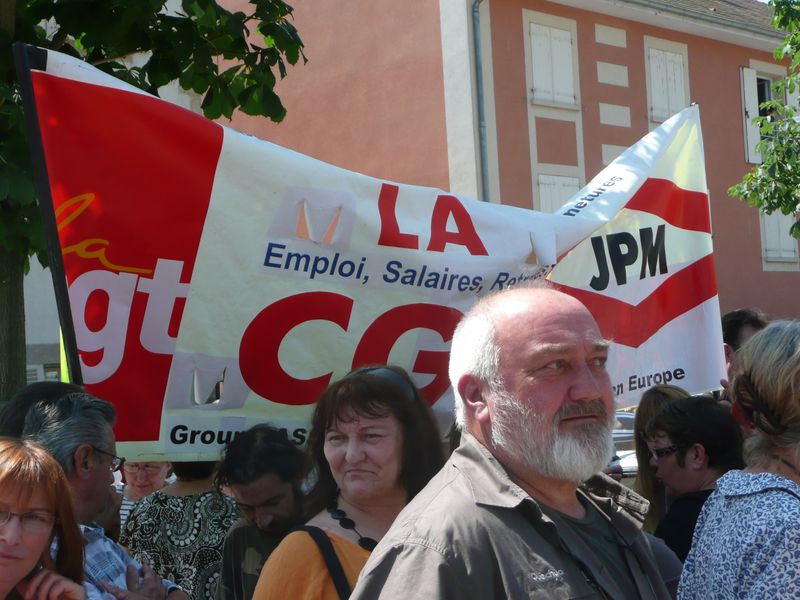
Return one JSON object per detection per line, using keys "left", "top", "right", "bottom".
{"left": 0, "top": 0, "right": 14, "bottom": 40}
{"left": 0, "top": 247, "right": 27, "bottom": 401}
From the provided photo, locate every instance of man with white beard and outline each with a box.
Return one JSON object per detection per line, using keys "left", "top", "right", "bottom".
{"left": 351, "top": 285, "right": 674, "bottom": 599}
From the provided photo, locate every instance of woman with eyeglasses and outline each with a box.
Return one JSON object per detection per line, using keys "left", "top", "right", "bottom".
{"left": 253, "top": 365, "right": 445, "bottom": 600}
{"left": 0, "top": 437, "right": 84, "bottom": 600}
{"left": 679, "top": 321, "right": 800, "bottom": 599}
{"left": 117, "top": 462, "right": 172, "bottom": 527}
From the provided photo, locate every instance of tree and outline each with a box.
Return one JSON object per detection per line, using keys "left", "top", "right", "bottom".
{"left": 0, "top": 0, "right": 304, "bottom": 401}
{"left": 729, "top": 0, "right": 800, "bottom": 237}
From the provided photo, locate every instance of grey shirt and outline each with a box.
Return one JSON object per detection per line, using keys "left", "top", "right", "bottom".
{"left": 215, "top": 519, "right": 281, "bottom": 600}
{"left": 351, "top": 433, "right": 673, "bottom": 599}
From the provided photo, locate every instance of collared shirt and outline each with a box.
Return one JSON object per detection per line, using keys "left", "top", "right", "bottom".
{"left": 679, "top": 470, "right": 800, "bottom": 599}
{"left": 351, "top": 433, "right": 671, "bottom": 599}
{"left": 81, "top": 524, "right": 179, "bottom": 600}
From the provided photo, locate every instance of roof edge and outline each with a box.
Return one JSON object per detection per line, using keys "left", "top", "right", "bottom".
{"left": 547, "top": 0, "right": 782, "bottom": 53}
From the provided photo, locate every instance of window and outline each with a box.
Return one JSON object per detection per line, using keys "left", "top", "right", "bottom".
{"left": 761, "top": 211, "right": 799, "bottom": 268}
{"left": 537, "top": 174, "right": 580, "bottom": 213}
{"left": 524, "top": 11, "right": 584, "bottom": 211}
{"left": 756, "top": 76, "right": 773, "bottom": 116}
{"left": 741, "top": 67, "right": 767, "bottom": 163}
{"left": 740, "top": 63, "right": 790, "bottom": 164}
{"left": 529, "top": 22, "right": 577, "bottom": 107}
{"left": 740, "top": 60, "right": 800, "bottom": 164}
{"left": 645, "top": 41, "right": 689, "bottom": 123}
{"left": 740, "top": 61, "right": 800, "bottom": 271}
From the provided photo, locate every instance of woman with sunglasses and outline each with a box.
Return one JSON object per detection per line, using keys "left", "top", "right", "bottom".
{"left": 0, "top": 437, "right": 84, "bottom": 600}
{"left": 644, "top": 395, "right": 743, "bottom": 561}
{"left": 632, "top": 384, "right": 688, "bottom": 533}
{"left": 679, "top": 321, "right": 800, "bottom": 599}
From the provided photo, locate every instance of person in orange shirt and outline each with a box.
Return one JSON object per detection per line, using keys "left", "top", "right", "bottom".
{"left": 253, "top": 366, "right": 444, "bottom": 600}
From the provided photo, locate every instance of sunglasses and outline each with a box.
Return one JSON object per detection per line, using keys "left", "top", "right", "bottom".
{"left": 648, "top": 445, "right": 679, "bottom": 461}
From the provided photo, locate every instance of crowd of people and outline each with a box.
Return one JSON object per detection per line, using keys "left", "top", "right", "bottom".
{"left": 1, "top": 287, "right": 798, "bottom": 599}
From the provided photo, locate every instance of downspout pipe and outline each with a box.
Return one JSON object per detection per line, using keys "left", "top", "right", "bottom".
{"left": 472, "top": 0, "right": 490, "bottom": 202}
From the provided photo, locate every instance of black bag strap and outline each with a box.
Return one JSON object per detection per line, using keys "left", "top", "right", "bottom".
{"left": 295, "top": 525, "right": 351, "bottom": 599}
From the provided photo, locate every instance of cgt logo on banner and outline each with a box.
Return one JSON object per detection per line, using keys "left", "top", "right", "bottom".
{"left": 20, "top": 47, "right": 724, "bottom": 460}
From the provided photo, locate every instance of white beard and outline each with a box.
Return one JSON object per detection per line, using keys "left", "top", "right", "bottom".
{"left": 490, "top": 388, "right": 614, "bottom": 483}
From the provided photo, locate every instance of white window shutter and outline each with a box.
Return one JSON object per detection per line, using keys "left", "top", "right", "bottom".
{"left": 530, "top": 23, "right": 575, "bottom": 106}
{"left": 531, "top": 23, "right": 554, "bottom": 103}
{"left": 550, "top": 28, "right": 575, "bottom": 106}
{"left": 787, "top": 81, "right": 799, "bottom": 120}
{"left": 741, "top": 67, "right": 761, "bottom": 164}
{"left": 665, "top": 51, "right": 686, "bottom": 115}
{"left": 778, "top": 213, "right": 799, "bottom": 259}
{"left": 538, "top": 175, "right": 580, "bottom": 213}
{"left": 649, "top": 49, "right": 670, "bottom": 122}
{"left": 762, "top": 212, "right": 799, "bottom": 260}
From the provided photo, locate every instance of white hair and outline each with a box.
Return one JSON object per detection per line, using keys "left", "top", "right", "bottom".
{"left": 448, "top": 302, "right": 498, "bottom": 428}
{"left": 449, "top": 282, "right": 551, "bottom": 428}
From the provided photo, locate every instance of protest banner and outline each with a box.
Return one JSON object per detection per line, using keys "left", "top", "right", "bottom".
{"left": 15, "top": 44, "right": 725, "bottom": 460}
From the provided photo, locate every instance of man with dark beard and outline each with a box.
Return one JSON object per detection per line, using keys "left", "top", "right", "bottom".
{"left": 352, "top": 284, "right": 674, "bottom": 599}
{"left": 213, "top": 425, "right": 308, "bottom": 600}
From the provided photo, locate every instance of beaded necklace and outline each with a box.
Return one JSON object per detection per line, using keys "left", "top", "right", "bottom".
{"left": 326, "top": 500, "right": 378, "bottom": 551}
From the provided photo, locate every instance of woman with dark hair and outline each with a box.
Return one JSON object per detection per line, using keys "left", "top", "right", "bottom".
{"left": 632, "top": 384, "right": 688, "bottom": 532}
{"left": 253, "top": 365, "right": 445, "bottom": 599}
{"left": 645, "top": 395, "right": 743, "bottom": 561}
{"left": 0, "top": 437, "right": 84, "bottom": 600}
{"left": 679, "top": 321, "right": 800, "bottom": 598}
{"left": 120, "top": 462, "right": 238, "bottom": 600}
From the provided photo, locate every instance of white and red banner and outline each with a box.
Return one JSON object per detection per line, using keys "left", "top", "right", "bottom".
{"left": 20, "top": 47, "right": 725, "bottom": 460}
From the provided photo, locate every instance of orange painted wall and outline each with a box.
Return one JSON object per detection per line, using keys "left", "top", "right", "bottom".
{"left": 489, "top": 1, "right": 800, "bottom": 318}
{"left": 224, "top": 0, "right": 450, "bottom": 190}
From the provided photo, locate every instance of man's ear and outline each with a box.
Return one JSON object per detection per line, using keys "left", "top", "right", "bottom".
{"left": 687, "top": 443, "right": 708, "bottom": 470}
{"left": 458, "top": 374, "right": 491, "bottom": 425}
{"left": 73, "top": 444, "right": 94, "bottom": 480}
{"left": 723, "top": 342, "right": 734, "bottom": 369}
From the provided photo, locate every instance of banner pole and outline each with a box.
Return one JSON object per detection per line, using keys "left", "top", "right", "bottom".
{"left": 12, "top": 43, "right": 84, "bottom": 385}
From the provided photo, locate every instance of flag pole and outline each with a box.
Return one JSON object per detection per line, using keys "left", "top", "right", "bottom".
{"left": 12, "top": 43, "right": 84, "bottom": 385}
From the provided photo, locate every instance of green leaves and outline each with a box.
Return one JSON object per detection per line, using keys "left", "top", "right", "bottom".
{"left": 731, "top": 0, "right": 800, "bottom": 238}
{"left": 3, "top": 0, "right": 305, "bottom": 265}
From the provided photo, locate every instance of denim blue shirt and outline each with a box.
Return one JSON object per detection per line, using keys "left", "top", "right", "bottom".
{"left": 679, "top": 470, "right": 800, "bottom": 599}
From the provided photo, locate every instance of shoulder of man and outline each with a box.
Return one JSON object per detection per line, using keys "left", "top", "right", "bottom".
{"left": 353, "top": 438, "right": 527, "bottom": 600}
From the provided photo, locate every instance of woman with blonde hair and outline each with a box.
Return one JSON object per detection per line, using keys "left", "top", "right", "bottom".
{"left": 633, "top": 384, "right": 688, "bottom": 532}
{"left": 0, "top": 437, "right": 84, "bottom": 600}
{"left": 680, "top": 321, "right": 800, "bottom": 598}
